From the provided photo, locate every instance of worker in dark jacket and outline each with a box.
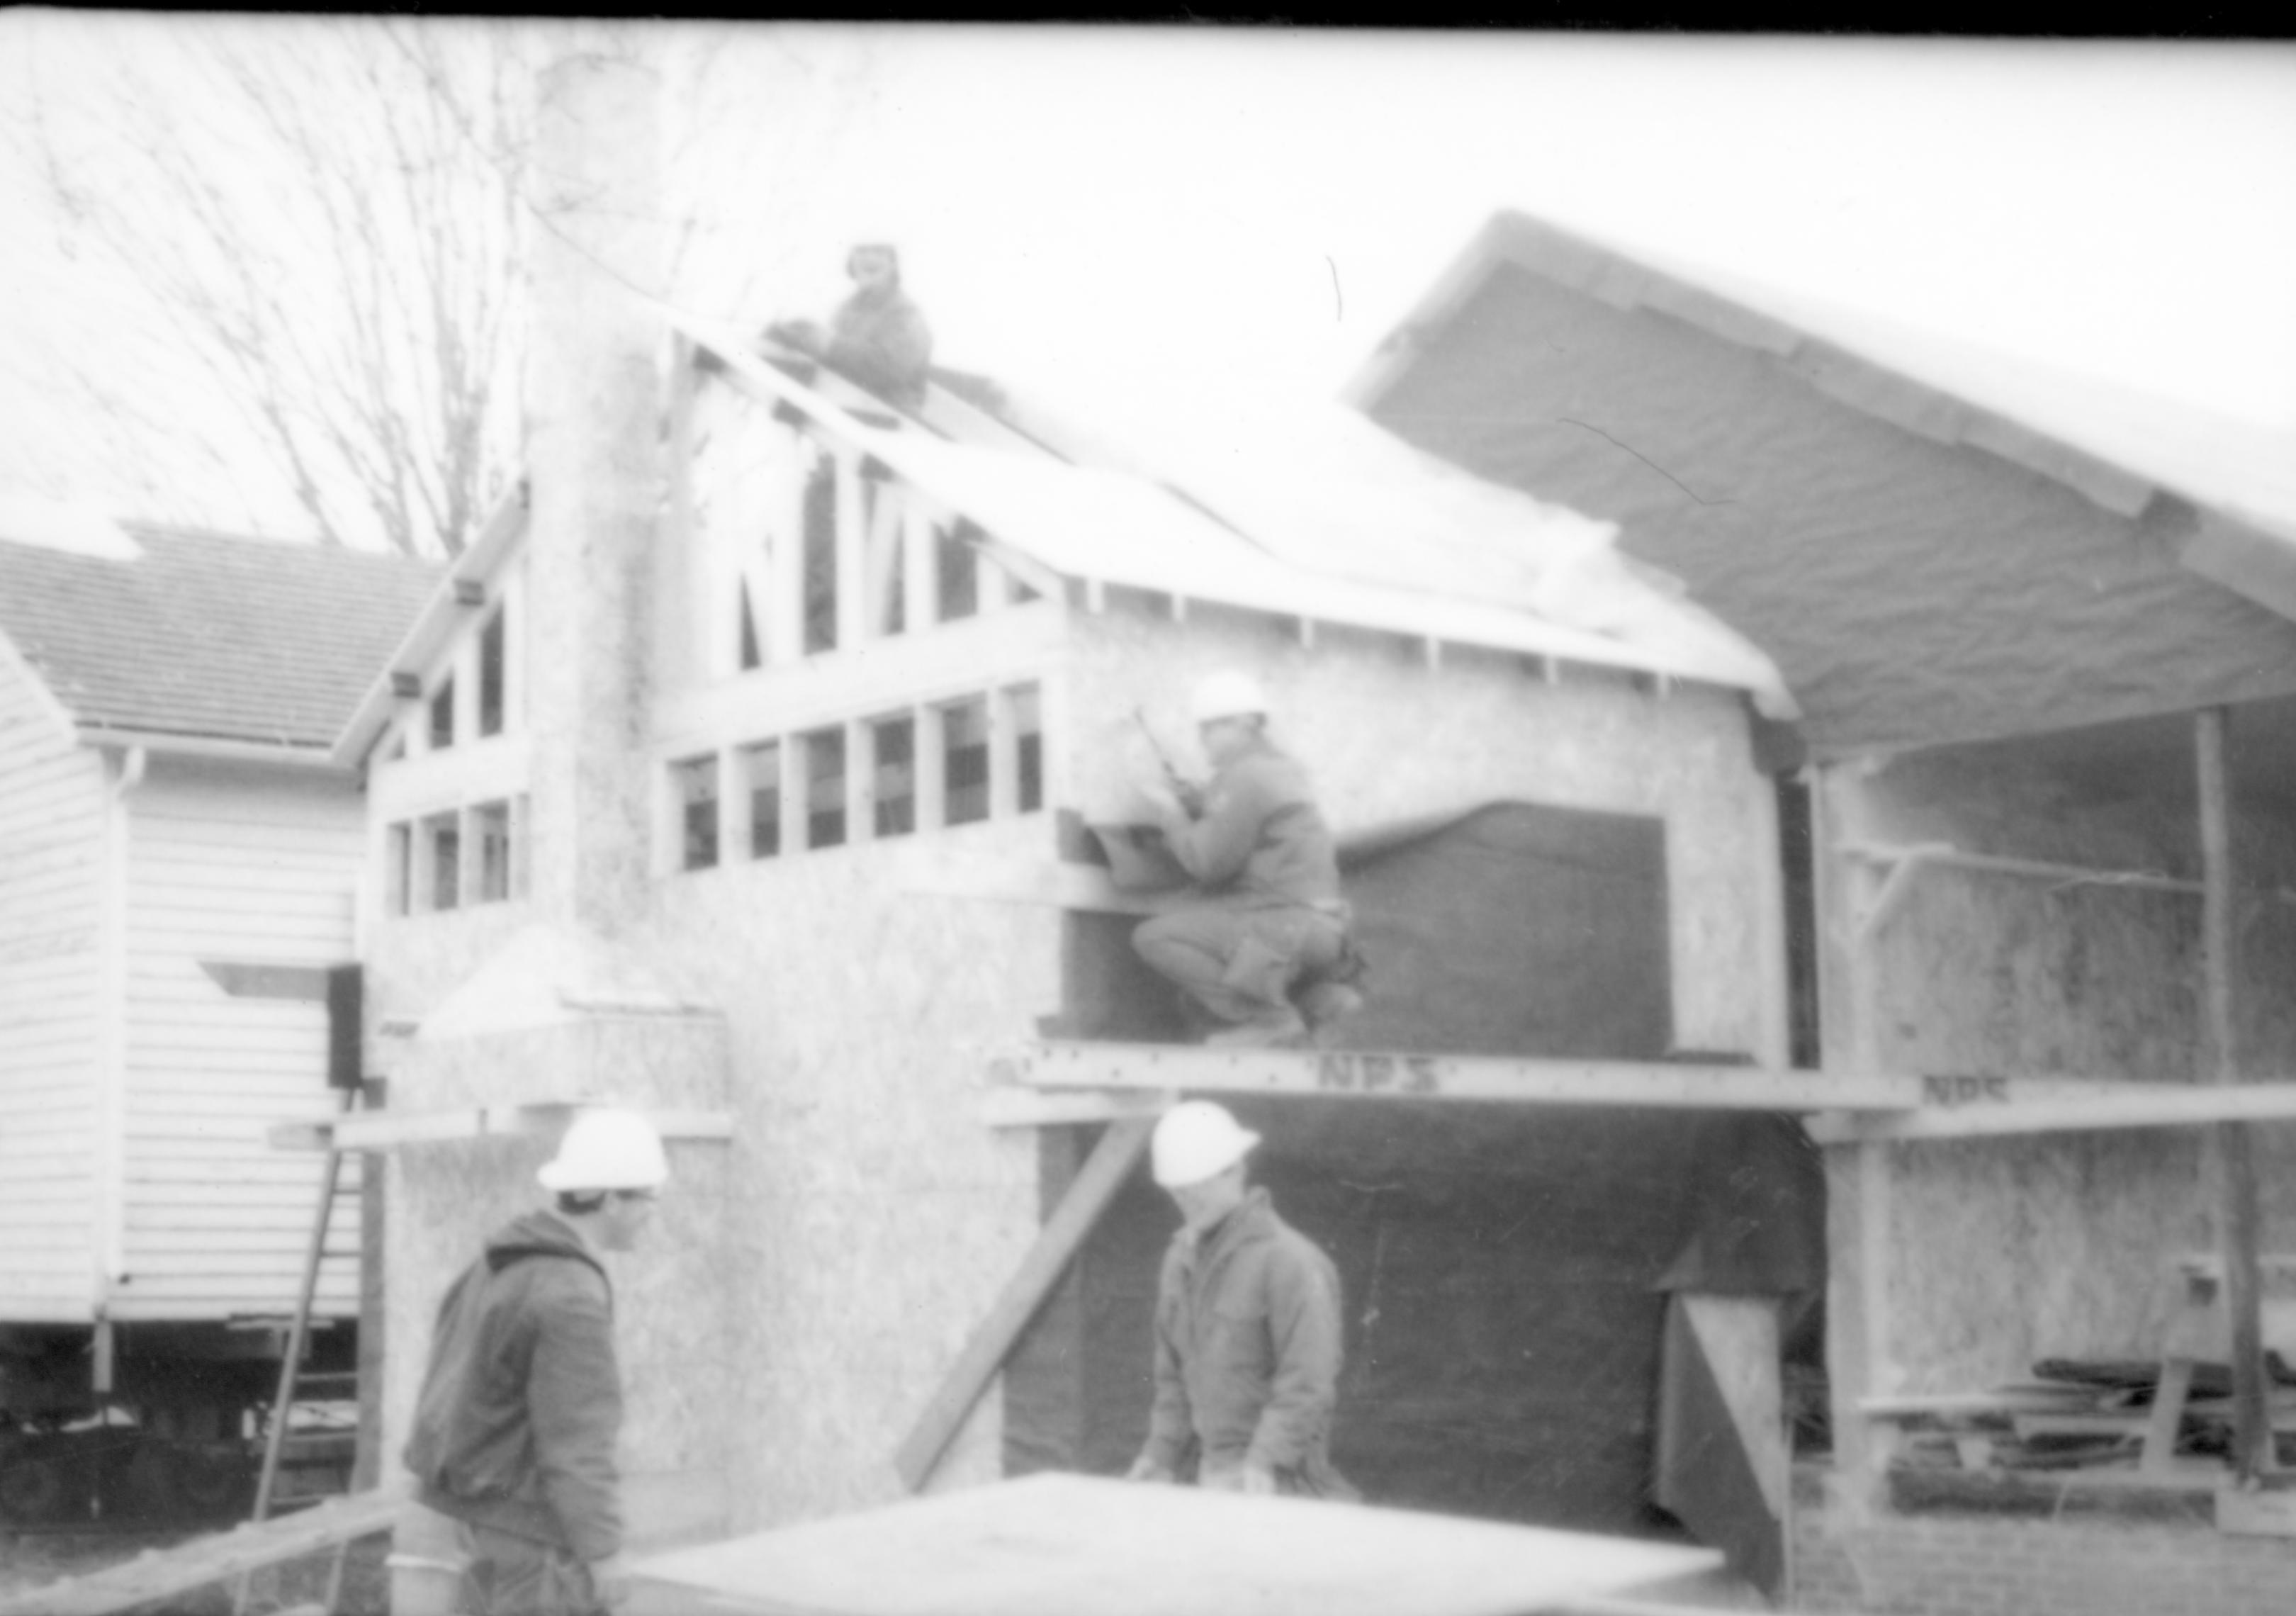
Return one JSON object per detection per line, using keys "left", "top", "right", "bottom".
{"left": 403, "top": 1108, "right": 668, "bottom": 1615}
{"left": 1126, "top": 1101, "right": 1357, "bottom": 1500}
{"left": 764, "top": 242, "right": 933, "bottom": 411}
{"left": 1131, "top": 670, "right": 1361, "bottom": 1048}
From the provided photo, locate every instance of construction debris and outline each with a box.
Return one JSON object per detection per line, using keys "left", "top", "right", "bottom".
{"left": 0, "top": 1484, "right": 405, "bottom": 1616}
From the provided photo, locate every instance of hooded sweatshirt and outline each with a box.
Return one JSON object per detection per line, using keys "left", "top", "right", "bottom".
{"left": 403, "top": 1209, "right": 624, "bottom": 1561}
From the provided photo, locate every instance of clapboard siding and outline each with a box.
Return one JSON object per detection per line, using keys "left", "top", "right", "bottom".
{"left": 0, "top": 654, "right": 102, "bottom": 1320}
{"left": 118, "top": 760, "right": 364, "bottom": 1318}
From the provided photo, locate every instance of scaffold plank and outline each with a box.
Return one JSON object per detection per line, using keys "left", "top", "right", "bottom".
{"left": 994, "top": 1042, "right": 1920, "bottom": 1112}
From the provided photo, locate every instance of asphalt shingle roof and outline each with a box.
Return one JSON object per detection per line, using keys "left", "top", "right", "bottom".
{"left": 0, "top": 523, "right": 439, "bottom": 752}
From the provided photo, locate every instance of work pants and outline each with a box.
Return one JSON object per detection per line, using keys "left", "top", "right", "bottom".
{"left": 455, "top": 1521, "right": 607, "bottom": 1616}
{"left": 1132, "top": 904, "right": 1346, "bottom": 1027}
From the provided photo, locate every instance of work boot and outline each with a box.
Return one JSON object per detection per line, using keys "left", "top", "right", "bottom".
{"left": 1203, "top": 1008, "right": 1310, "bottom": 1049}
{"left": 1297, "top": 982, "right": 1364, "bottom": 1046}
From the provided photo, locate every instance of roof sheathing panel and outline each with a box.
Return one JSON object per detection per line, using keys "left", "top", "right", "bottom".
{"left": 1368, "top": 265, "right": 2296, "bottom": 756}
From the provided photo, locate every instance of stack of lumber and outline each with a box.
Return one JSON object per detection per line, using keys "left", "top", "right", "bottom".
{"left": 1867, "top": 1358, "right": 2296, "bottom": 1474}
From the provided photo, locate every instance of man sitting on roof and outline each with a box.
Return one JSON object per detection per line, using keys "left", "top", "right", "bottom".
{"left": 1130, "top": 670, "right": 1365, "bottom": 1049}
{"left": 762, "top": 241, "right": 933, "bottom": 413}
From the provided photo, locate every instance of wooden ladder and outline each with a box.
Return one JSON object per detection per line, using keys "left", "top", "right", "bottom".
{"left": 234, "top": 1083, "right": 368, "bottom": 1616}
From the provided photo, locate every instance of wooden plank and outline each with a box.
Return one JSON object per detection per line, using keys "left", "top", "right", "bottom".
{"left": 633, "top": 1472, "right": 1719, "bottom": 1616}
{"left": 0, "top": 1483, "right": 407, "bottom": 1616}
{"left": 329, "top": 1104, "right": 734, "bottom": 1152}
{"left": 892, "top": 1117, "right": 1154, "bottom": 1491}
{"left": 1001, "top": 1041, "right": 1922, "bottom": 1113}
{"left": 1807, "top": 1081, "right": 2296, "bottom": 1143}
{"left": 979, "top": 1087, "right": 1172, "bottom": 1130}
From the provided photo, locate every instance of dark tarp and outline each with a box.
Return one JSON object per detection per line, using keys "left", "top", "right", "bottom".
{"left": 1012, "top": 800, "right": 1824, "bottom": 1543}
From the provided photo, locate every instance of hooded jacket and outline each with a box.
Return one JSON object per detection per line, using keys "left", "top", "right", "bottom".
{"left": 403, "top": 1209, "right": 624, "bottom": 1561}
{"left": 1142, "top": 1188, "right": 1355, "bottom": 1496}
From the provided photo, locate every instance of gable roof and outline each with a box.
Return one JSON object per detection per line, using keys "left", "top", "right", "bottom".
{"left": 692, "top": 317, "right": 1797, "bottom": 709}
{"left": 1349, "top": 212, "right": 2296, "bottom": 566}
{"left": 1345, "top": 210, "right": 2296, "bottom": 763}
{"left": 0, "top": 516, "right": 439, "bottom": 761}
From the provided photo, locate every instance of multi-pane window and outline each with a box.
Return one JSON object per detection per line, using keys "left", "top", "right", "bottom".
{"left": 383, "top": 795, "right": 528, "bottom": 917}
{"left": 665, "top": 680, "right": 1045, "bottom": 874}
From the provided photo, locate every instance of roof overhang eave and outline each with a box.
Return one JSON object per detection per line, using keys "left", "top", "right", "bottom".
{"left": 76, "top": 723, "right": 351, "bottom": 773}
{"left": 334, "top": 485, "right": 529, "bottom": 767}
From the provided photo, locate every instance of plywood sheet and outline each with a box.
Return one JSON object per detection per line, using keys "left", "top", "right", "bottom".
{"left": 632, "top": 1473, "right": 1717, "bottom": 1616}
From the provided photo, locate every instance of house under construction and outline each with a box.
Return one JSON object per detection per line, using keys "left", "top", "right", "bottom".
{"left": 308, "top": 60, "right": 2296, "bottom": 1616}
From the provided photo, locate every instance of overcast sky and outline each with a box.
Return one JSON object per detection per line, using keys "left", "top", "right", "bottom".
{"left": 3, "top": 21, "right": 2292, "bottom": 537}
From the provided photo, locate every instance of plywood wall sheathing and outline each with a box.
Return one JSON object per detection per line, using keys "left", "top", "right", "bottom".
{"left": 1828, "top": 742, "right": 2296, "bottom": 1396}
{"left": 1065, "top": 599, "right": 1782, "bottom": 1062}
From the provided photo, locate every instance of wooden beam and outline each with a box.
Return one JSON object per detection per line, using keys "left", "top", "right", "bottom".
{"left": 0, "top": 1483, "right": 407, "bottom": 1616}
{"left": 998, "top": 1042, "right": 1920, "bottom": 1113}
{"left": 979, "top": 1087, "right": 1173, "bottom": 1130}
{"left": 300, "top": 1104, "right": 735, "bottom": 1153}
{"left": 2198, "top": 706, "right": 2273, "bottom": 1480}
{"left": 893, "top": 1117, "right": 1156, "bottom": 1491}
{"left": 1806, "top": 1080, "right": 2296, "bottom": 1143}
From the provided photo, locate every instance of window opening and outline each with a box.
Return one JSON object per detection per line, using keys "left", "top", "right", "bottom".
{"left": 674, "top": 755, "right": 721, "bottom": 871}
{"left": 871, "top": 715, "right": 916, "bottom": 838}
{"left": 387, "top": 823, "right": 412, "bottom": 917}
{"left": 942, "top": 697, "right": 991, "bottom": 826}
{"left": 473, "top": 802, "right": 512, "bottom": 902}
{"left": 424, "top": 812, "right": 461, "bottom": 911}
{"left": 802, "top": 727, "right": 846, "bottom": 848}
{"left": 741, "top": 741, "right": 782, "bottom": 860}
{"left": 478, "top": 609, "right": 506, "bottom": 737}
{"left": 938, "top": 519, "right": 980, "bottom": 622}
{"left": 738, "top": 579, "right": 761, "bottom": 672}
{"left": 429, "top": 678, "right": 455, "bottom": 750}
{"left": 1011, "top": 683, "right": 1044, "bottom": 812}
{"left": 803, "top": 458, "right": 838, "bottom": 655}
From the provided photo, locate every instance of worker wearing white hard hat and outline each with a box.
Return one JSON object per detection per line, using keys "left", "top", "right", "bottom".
{"left": 405, "top": 1106, "right": 670, "bottom": 1614}
{"left": 1129, "top": 670, "right": 1365, "bottom": 1048}
{"left": 762, "top": 240, "right": 934, "bottom": 411}
{"left": 1125, "top": 1102, "right": 1358, "bottom": 1501}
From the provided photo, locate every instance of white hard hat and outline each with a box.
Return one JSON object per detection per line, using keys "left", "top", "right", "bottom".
{"left": 1152, "top": 1101, "right": 1261, "bottom": 1189}
{"left": 1189, "top": 670, "right": 1269, "bottom": 726}
{"left": 537, "top": 1107, "right": 669, "bottom": 1193}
